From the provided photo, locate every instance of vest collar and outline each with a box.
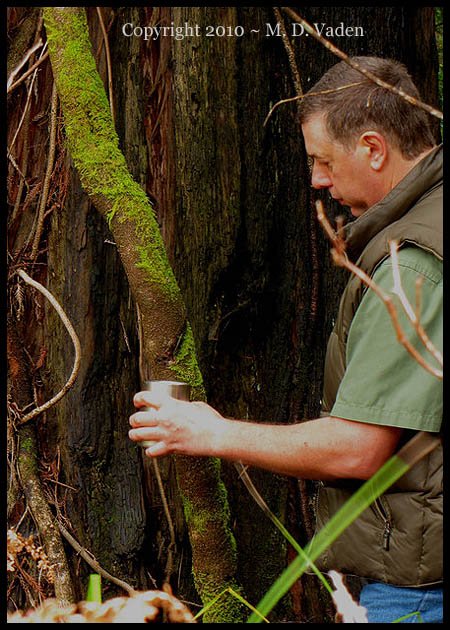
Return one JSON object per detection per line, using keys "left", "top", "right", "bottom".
{"left": 343, "top": 144, "right": 443, "bottom": 262}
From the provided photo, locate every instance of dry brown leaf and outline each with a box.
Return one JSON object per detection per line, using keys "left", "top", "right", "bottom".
{"left": 7, "top": 590, "right": 196, "bottom": 623}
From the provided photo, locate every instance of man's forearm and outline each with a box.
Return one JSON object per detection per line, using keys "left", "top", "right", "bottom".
{"left": 207, "top": 415, "right": 402, "bottom": 480}
{"left": 129, "top": 395, "right": 402, "bottom": 480}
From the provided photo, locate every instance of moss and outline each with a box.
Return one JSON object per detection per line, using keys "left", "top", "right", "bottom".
{"left": 20, "top": 435, "right": 34, "bottom": 452}
{"left": 168, "top": 324, "right": 204, "bottom": 389}
{"left": 18, "top": 427, "right": 39, "bottom": 479}
{"left": 194, "top": 572, "right": 247, "bottom": 622}
{"left": 43, "top": 9, "right": 244, "bottom": 620}
{"left": 182, "top": 496, "right": 209, "bottom": 534}
{"left": 43, "top": 8, "right": 179, "bottom": 300}
{"left": 177, "top": 457, "right": 245, "bottom": 621}
{"left": 181, "top": 465, "right": 233, "bottom": 540}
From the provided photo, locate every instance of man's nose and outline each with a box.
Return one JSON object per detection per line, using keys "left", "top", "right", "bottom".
{"left": 311, "top": 165, "right": 332, "bottom": 189}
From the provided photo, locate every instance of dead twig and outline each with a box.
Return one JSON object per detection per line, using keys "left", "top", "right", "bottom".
{"left": 280, "top": 7, "right": 443, "bottom": 121}
{"left": 10, "top": 105, "right": 31, "bottom": 226}
{"left": 316, "top": 200, "right": 442, "bottom": 380}
{"left": 57, "top": 521, "right": 136, "bottom": 595}
{"left": 15, "top": 270, "right": 82, "bottom": 425}
{"left": 7, "top": 39, "right": 44, "bottom": 92}
{"left": 31, "top": 81, "right": 58, "bottom": 260}
{"left": 8, "top": 50, "right": 49, "bottom": 95}
{"left": 264, "top": 82, "right": 364, "bottom": 127}
{"left": 96, "top": 7, "right": 115, "bottom": 124}
{"left": 8, "top": 42, "right": 48, "bottom": 155}
{"left": 273, "top": 8, "right": 303, "bottom": 99}
{"left": 151, "top": 459, "right": 176, "bottom": 583}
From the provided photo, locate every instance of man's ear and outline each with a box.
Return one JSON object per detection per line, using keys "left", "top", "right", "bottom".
{"left": 358, "top": 131, "right": 388, "bottom": 171}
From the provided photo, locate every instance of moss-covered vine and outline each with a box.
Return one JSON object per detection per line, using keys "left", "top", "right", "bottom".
{"left": 43, "top": 7, "right": 245, "bottom": 622}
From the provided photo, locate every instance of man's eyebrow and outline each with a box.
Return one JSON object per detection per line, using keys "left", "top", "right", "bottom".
{"left": 308, "top": 153, "right": 327, "bottom": 160}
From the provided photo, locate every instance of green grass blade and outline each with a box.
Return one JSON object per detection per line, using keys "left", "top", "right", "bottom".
{"left": 392, "top": 611, "right": 423, "bottom": 623}
{"left": 247, "top": 454, "right": 409, "bottom": 623}
{"left": 259, "top": 504, "right": 333, "bottom": 595}
{"left": 235, "top": 463, "right": 332, "bottom": 595}
{"left": 194, "top": 587, "right": 269, "bottom": 622}
{"left": 86, "top": 573, "right": 102, "bottom": 603}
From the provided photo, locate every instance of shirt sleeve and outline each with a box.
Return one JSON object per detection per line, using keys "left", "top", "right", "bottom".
{"left": 331, "top": 246, "right": 442, "bottom": 432}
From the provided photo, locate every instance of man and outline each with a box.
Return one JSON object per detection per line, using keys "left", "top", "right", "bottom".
{"left": 129, "top": 57, "right": 442, "bottom": 623}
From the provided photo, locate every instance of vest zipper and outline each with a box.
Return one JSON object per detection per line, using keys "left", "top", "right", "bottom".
{"left": 383, "top": 520, "right": 392, "bottom": 551}
{"left": 314, "top": 481, "right": 324, "bottom": 517}
{"left": 372, "top": 497, "right": 393, "bottom": 551}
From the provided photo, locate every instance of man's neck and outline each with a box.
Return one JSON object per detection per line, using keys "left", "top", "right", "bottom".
{"left": 389, "top": 145, "right": 437, "bottom": 191}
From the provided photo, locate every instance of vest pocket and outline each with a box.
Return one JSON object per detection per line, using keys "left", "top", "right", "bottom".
{"left": 370, "top": 496, "right": 393, "bottom": 551}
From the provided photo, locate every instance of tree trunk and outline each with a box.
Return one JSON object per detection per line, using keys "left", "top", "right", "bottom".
{"left": 42, "top": 7, "right": 245, "bottom": 622}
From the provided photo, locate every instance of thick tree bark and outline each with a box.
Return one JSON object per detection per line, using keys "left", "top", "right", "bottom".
{"left": 42, "top": 7, "right": 245, "bottom": 622}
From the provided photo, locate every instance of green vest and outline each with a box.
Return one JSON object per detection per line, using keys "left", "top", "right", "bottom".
{"left": 315, "top": 145, "right": 442, "bottom": 586}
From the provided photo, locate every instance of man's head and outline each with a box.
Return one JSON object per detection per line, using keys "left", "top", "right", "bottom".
{"left": 299, "top": 56, "right": 436, "bottom": 216}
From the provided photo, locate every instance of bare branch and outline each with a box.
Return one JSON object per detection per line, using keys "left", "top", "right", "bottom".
{"left": 264, "top": 82, "right": 365, "bottom": 127}
{"left": 16, "top": 270, "right": 82, "bottom": 424}
{"left": 151, "top": 459, "right": 176, "bottom": 583}
{"left": 273, "top": 8, "right": 303, "bottom": 98}
{"left": 280, "top": 7, "right": 443, "bottom": 121}
{"left": 96, "top": 7, "right": 115, "bottom": 124}
{"left": 315, "top": 201, "right": 442, "bottom": 380}
{"left": 57, "top": 521, "right": 136, "bottom": 595}
{"left": 7, "top": 51, "right": 49, "bottom": 95}
{"left": 8, "top": 42, "right": 49, "bottom": 155}
{"left": 7, "top": 39, "right": 44, "bottom": 92}
{"left": 31, "top": 82, "right": 59, "bottom": 260}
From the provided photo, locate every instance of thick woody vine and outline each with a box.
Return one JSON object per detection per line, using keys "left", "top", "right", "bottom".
{"left": 8, "top": 6, "right": 246, "bottom": 623}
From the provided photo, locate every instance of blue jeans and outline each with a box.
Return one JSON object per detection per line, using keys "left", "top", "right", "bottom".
{"left": 359, "top": 582, "right": 443, "bottom": 623}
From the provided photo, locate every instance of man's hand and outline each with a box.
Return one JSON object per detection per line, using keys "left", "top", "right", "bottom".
{"left": 129, "top": 391, "right": 227, "bottom": 458}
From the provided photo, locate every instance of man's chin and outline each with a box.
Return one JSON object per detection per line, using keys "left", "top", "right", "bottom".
{"left": 350, "top": 206, "right": 365, "bottom": 217}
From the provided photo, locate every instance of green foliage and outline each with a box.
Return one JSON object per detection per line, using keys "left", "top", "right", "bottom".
{"left": 86, "top": 574, "right": 102, "bottom": 603}
{"left": 194, "top": 587, "right": 269, "bottom": 623}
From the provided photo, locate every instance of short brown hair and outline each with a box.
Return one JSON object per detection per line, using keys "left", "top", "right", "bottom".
{"left": 298, "top": 56, "right": 436, "bottom": 159}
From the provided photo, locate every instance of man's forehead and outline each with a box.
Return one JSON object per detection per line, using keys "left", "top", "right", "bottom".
{"left": 301, "top": 114, "right": 331, "bottom": 158}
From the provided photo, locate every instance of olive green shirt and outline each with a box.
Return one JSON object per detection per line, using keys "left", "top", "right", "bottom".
{"left": 331, "top": 246, "right": 442, "bottom": 432}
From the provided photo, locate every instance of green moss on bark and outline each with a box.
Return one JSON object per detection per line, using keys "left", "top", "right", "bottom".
{"left": 168, "top": 323, "right": 204, "bottom": 389}
{"left": 43, "top": 7, "right": 245, "bottom": 621}
{"left": 43, "top": 7, "right": 179, "bottom": 300}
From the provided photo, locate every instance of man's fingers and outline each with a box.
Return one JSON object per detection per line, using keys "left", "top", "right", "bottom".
{"left": 133, "top": 390, "right": 173, "bottom": 409}
{"left": 129, "top": 409, "right": 159, "bottom": 427}
{"left": 144, "top": 441, "right": 168, "bottom": 457}
{"left": 133, "top": 390, "right": 164, "bottom": 409}
{"left": 129, "top": 426, "right": 163, "bottom": 442}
